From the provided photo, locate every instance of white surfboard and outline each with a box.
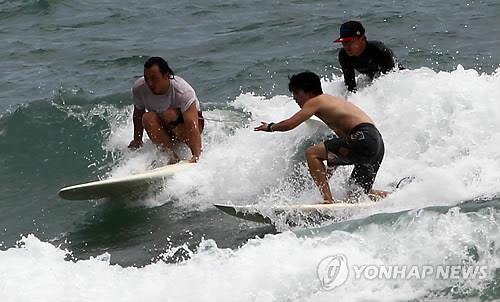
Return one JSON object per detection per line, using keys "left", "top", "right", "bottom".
{"left": 59, "top": 161, "right": 195, "bottom": 200}
{"left": 214, "top": 202, "right": 376, "bottom": 225}
{"left": 305, "top": 116, "right": 329, "bottom": 131}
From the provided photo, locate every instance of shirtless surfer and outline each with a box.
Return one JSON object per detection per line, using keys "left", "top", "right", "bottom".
{"left": 255, "top": 71, "right": 388, "bottom": 203}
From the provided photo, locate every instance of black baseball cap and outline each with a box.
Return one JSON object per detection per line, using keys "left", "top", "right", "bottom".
{"left": 334, "top": 21, "right": 365, "bottom": 42}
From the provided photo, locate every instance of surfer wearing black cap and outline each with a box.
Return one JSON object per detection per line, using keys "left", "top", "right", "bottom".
{"left": 335, "top": 21, "right": 402, "bottom": 92}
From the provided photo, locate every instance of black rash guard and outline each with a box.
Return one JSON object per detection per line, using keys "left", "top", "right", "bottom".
{"left": 339, "top": 40, "right": 401, "bottom": 92}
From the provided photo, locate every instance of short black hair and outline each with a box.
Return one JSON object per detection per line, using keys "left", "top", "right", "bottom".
{"left": 144, "top": 57, "right": 174, "bottom": 77}
{"left": 288, "top": 71, "right": 323, "bottom": 95}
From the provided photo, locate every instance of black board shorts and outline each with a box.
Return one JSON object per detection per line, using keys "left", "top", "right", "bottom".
{"left": 324, "top": 123, "right": 384, "bottom": 193}
{"left": 164, "top": 109, "right": 205, "bottom": 134}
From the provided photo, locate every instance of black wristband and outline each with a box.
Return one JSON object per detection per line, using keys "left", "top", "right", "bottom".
{"left": 267, "top": 122, "right": 275, "bottom": 132}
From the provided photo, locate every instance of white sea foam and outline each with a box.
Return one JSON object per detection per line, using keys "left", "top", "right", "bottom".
{"left": 1, "top": 206, "right": 499, "bottom": 302}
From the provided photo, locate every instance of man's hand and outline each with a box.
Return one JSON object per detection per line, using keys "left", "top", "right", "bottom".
{"left": 128, "top": 139, "right": 143, "bottom": 150}
{"left": 254, "top": 122, "right": 270, "bottom": 132}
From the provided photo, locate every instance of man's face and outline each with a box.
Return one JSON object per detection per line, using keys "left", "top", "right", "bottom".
{"left": 144, "top": 65, "right": 170, "bottom": 95}
{"left": 342, "top": 36, "right": 366, "bottom": 57}
{"left": 292, "top": 89, "right": 310, "bottom": 107}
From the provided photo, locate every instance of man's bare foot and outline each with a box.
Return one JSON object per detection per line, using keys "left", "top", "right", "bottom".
{"left": 368, "top": 189, "right": 390, "bottom": 202}
{"left": 321, "top": 199, "right": 335, "bottom": 204}
{"left": 167, "top": 153, "right": 181, "bottom": 165}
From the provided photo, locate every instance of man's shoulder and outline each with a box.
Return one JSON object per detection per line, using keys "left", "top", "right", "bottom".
{"left": 132, "top": 77, "right": 146, "bottom": 91}
{"left": 171, "top": 76, "right": 195, "bottom": 95}
{"left": 312, "top": 94, "right": 342, "bottom": 105}
{"left": 320, "top": 93, "right": 343, "bottom": 101}
{"left": 367, "top": 40, "right": 393, "bottom": 54}
{"left": 367, "top": 40, "right": 386, "bottom": 47}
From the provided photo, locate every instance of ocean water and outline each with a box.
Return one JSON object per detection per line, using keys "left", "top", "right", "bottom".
{"left": 1, "top": 0, "right": 500, "bottom": 301}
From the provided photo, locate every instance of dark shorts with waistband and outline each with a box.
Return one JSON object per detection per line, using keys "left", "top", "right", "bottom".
{"left": 166, "top": 110, "right": 205, "bottom": 134}
{"left": 324, "top": 123, "right": 384, "bottom": 193}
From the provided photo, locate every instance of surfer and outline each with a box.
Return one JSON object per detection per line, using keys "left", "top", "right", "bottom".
{"left": 128, "top": 57, "right": 204, "bottom": 163}
{"left": 254, "top": 71, "right": 388, "bottom": 203}
{"left": 335, "top": 20, "right": 402, "bottom": 92}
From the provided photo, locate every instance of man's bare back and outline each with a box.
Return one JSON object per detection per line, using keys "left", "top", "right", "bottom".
{"left": 309, "top": 94, "right": 374, "bottom": 138}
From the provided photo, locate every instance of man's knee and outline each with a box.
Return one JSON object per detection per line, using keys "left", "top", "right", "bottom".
{"left": 161, "top": 108, "right": 180, "bottom": 124}
{"left": 305, "top": 144, "right": 326, "bottom": 161}
{"left": 142, "top": 112, "right": 161, "bottom": 128}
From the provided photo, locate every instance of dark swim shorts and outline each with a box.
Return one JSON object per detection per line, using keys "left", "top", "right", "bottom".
{"left": 165, "top": 109, "right": 205, "bottom": 133}
{"left": 324, "top": 123, "right": 384, "bottom": 193}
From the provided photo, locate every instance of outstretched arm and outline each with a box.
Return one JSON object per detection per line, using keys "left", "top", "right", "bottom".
{"left": 254, "top": 100, "right": 318, "bottom": 132}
